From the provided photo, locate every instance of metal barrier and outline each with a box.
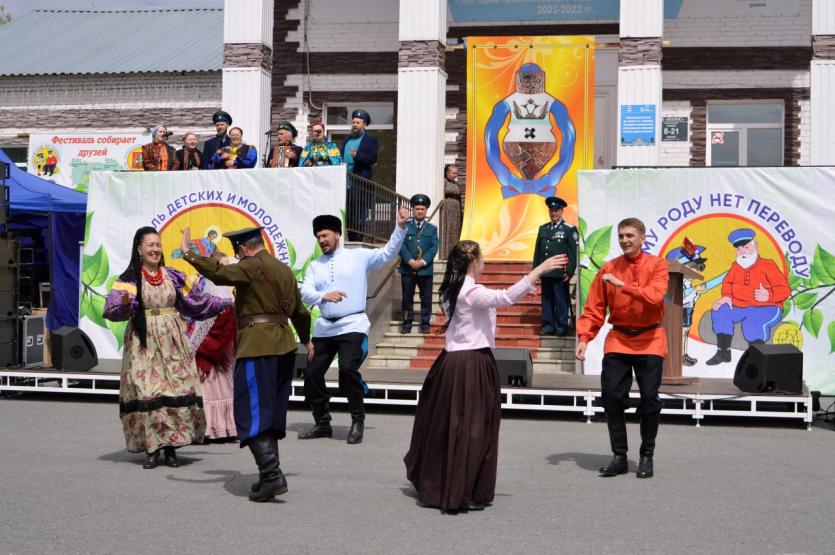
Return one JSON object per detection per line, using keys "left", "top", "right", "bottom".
{"left": 346, "top": 173, "right": 410, "bottom": 244}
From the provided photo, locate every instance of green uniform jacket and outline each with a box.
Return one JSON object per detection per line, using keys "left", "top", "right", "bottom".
{"left": 398, "top": 219, "right": 439, "bottom": 276}
{"left": 183, "top": 249, "right": 310, "bottom": 358}
{"left": 532, "top": 220, "right": 578, "bottom": 279}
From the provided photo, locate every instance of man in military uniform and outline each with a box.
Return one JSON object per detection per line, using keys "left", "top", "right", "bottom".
{"left": 532, "top": 196, "right": 577, "bottom": 336}
{"left": 181, "top": 226, "right": 312, "bottom": 502}
{"left": 202, "top": 110, "right": 233, "bottom": 169}
{"left": 398, "top": 194, "right": 439, "bottom": 334}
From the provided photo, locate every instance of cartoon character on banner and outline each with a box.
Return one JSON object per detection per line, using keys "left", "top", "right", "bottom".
{"left": 702, "top": 228, "right": 792, "bottom": 366}
{"left": 172, "top": 226, "right": 220, "bottom": 259}
{"left": 484, "top": 63, "right": 576, "bottom": 199}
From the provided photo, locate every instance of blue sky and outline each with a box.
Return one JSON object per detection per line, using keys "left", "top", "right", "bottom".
{"left": 1, "top": 1, "right": 223, "bottom": 19}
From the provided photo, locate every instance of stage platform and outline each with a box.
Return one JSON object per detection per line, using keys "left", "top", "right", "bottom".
{"left": 0, "top": 365, "right": 813, "bottom": 428}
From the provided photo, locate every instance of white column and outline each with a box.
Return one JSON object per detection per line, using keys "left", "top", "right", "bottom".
{"left": 616, "top": 0, "right": 663, "bottom": 166}
{"left": 222, "top": 0, "right": 273, "bottom": 167}
{"left": 811, "top": 0, "right": 835, "bottom": 164}
{"left": 395, "top": 0, "right": 447, "bottom": 202}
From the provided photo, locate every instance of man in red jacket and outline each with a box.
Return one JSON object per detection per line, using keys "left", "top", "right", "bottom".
{"left": 576, "top": 217, "right": 668, "bottom": 479}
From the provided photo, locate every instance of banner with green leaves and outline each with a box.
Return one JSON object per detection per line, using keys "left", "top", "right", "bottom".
{"left": 577, "top": 167, "right": 835, "bottom": 394}
{"left": 82, "top": 166, "right": 346, "bottom": 359}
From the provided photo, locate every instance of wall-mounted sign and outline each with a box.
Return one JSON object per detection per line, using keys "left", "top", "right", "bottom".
{"left": 662, "top": 116, "right": 688, "bottom": 142}
{"left": 712, "top": 131, "right": 725, "bottom": 145}
{"left": 620, "top": 104, "right": 656, "bottom": 146}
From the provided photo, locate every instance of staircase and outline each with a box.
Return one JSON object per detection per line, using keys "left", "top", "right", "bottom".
{"left": 366, "top": 261, "right": 577, "bottom": 375}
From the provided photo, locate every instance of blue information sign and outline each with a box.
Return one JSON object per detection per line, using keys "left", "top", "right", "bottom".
{"left": 620, "top": 104, "right": 657, "bottom": 146}
{"left": 448, "top": 0, "right": 683, "bottom": 22}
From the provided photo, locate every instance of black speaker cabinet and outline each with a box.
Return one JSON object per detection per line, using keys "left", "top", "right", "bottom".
{"left": 0, "top": 317, "right": 18, "bottom": 367}
{"left": 294, "top": 343, "right": 308, "bottom": 378}
{"left": 51, "top": 326, "right": 98, "bottom": 372}
{"left": 20, "top": 314, "right": 44, "bottom": 367}
{"left": 733, "top": 343, "right": 803, "bottom": 394}
{"left": 494, "top": 347, "right": 533, "bottom": 387}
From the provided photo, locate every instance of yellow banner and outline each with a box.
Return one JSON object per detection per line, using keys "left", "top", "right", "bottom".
{"left": 464, "top": 36, "right": 594, "bottom": 260}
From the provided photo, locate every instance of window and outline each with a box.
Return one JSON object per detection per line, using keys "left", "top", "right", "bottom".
{"left": 707, "top": 101, "right": 783, "bottom": 167}
{"left": 324, "top": 103, "right": 395, "bottom": 189}
{"left": 1, "top": 146, "right": 28, "bottom": 169}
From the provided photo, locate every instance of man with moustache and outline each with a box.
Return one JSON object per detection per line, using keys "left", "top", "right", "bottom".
{"left": 576, "top": 218, "right": 668, "bottom": 480}
{"left": 299, "top": 206, "right": 408, "bottom": 445}
{"left": 203, "top": 110, "right": 233, "bottom": 169}
{"left": 266, "top": 122, "right": 303, "bottom": 168}
{"left": 705, "top": 228, "right": 790, "bottom": 365}
{"left": 341, "top": 109, "right": 379, "bottom": 241}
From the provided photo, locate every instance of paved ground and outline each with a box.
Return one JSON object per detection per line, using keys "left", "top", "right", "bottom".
{"left": 1, "top": 396, "right": 834, "bottom": 554}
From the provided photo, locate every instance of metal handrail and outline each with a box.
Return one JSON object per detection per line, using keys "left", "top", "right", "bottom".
{"left": 345, "top": 173, "right": 410, "bottom": 244}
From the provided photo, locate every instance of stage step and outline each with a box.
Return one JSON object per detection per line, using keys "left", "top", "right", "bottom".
{"left": 365, "top": 353, "right": 575, "bottom": 374}
{"left": 380, "top": 331, "right": 574, "bottom": 349}
{"left": 374, "top": 341, "right": 573, "bottom": 360}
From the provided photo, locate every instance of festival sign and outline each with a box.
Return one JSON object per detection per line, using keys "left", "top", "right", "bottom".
{"left": 82, "top": 166, "right": 346, "bottom": 359}
{"left": 577, "top": 167, "right": 835, "bottom": 394}
{"left": 28, "top": 132, "right": 148, "bottom": 192}
{"left": 464, "top": 36, "right": 594, "bottom": 260}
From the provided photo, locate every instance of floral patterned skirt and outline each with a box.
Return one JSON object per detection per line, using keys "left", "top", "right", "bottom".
{"left": 119, "top": 315, "right": 206, "bottom": 453}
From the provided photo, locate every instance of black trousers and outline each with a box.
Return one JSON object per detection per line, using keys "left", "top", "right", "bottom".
{"left": 304, "top": 332, "right": 368, "bottom": 421}
{"left": 401, "top": 273, "right": 433, "bottom": 329}
{"left": 540, "top": 276, "right": 570, "bottom": 333}
{"left": 600, "top": 353, "right": 663, "bottom": 457}
{"left": 233, "top": 352, "right": 295, "bottom": 447}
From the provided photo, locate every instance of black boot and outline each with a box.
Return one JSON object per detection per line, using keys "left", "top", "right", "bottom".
{"left": 706, "top": 333, "right": 732, "bottom": 365}
{"left": 298, "top": 404, "right": 333, "bottom": 439}
{"left": 636, "top": 456, "right": 654, "bottom": 478}
{"left": 599, "top": 454, "right": 628, "bottom": 477}
{"left": 248, "top": 435, "right": 288, "bottom": 502}
{"left": 163, "top": 446, "right": 180, "bottom": 468}
{"left": 639, "top": 413, "right": 660, "bottom": 460}
{"left": 142, "top": 450, "right": 160, "bottom": 469}
{"left": 347, "top": 419, "right": 364, "bottom": 444}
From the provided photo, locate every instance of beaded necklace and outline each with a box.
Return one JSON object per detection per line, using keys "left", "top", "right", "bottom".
{"left": 142, "top": 266, "right": 164, "bottom": 286}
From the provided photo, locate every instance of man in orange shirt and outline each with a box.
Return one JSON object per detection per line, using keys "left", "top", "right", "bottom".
{"left": 576, "top": 218, "right": 668, "bottom": 479}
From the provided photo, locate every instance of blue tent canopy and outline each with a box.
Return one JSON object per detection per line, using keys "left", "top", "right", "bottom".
{"left": 0, "top": 149, "right": 87, "bottom": 213}
{"left": 1, "top": 149, "right": 87, "bottom": 331}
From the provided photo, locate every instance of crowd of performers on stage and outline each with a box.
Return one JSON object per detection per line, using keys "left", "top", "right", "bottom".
{"left": 107, "top": 111, "right": 668, "bottom": 510}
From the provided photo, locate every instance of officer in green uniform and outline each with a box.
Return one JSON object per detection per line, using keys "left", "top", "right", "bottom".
{"left": 181, "top": 226, "right": 312, "bottom": 503}
{"left": 532, "top": 196, "right": 577, "bottom": 336}
{"left": 398, "top": 194, "right": 439, "bottom": 334}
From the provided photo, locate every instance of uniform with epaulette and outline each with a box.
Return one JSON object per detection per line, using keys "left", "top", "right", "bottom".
{"left": 398, "top": 194, "right": 439, "bottom": 334}
{"left": 532, "top": 196, "right": 578, "bottom": 336}
{"left": 183, "top": 226, "right": 311, "bottom": 502}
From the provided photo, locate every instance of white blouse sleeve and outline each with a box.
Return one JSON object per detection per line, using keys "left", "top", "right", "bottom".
{"left": 463, "top": 277, "right": 534, "bottom": 309}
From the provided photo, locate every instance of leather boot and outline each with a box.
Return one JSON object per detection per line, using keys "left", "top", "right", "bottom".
{"left": 347, "top": 419, "right": 364, "bottom": 444}
{"left": 163, "top": 446, "right": 180, "bottom": 468}
{"left": 142, "top": 450, "right": 160, "bottom": 469}
{"left": 639, "top": 413, "right": 660, "bottom": 460}
{"left": 599, "top": 454, "right": 628, "bottom": 477}
{"left": 636, "top": 456, "right": 654, "bottom": 478}
{"left": 248, "top": 435, "right": 288, "bottom": 502}
{"left": 298, "top": 404, "right": 333, "bottom": 439}
{"left": 706, "top": 333, "right": 732, "bottom": 365}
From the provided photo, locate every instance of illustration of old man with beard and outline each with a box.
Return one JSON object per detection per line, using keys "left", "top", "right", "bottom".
{"left": 705, "top": 228, "right": 790, "bottom": 365}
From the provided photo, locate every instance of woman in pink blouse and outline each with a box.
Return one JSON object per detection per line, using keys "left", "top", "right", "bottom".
{"left": 404, "top": 240, "right": 567, "bottom": 512}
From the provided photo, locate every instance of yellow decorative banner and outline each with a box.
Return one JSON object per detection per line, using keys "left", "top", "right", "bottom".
{"left": 464, "top": 36, "right": 594, "bottom": 260}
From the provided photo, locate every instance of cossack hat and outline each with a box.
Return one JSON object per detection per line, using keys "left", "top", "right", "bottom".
{"left": 223, "top": 227, "right": 263, "bottom": 249}
{"left": 278, "top": 121, "right": 297, "bottom": 138}
{"left": 728, "top": 228, "right": 756, "bottom": 247}
{"left": 351, "top": 109, "right": 371, "bottom": 125}
{"left": 410, "top": 194, "right": 431, "bottom": 208}
{"left": 212, "top": 110, "right": 233, "bottom": 125}
{"left": 545, "top": 196, "right": 567, "bottom": 209}
{"left": 312, "top": 214, "right": 342, "bottom": 235}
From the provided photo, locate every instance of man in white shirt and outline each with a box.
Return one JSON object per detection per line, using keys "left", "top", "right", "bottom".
{"left": 299, "top": 207, "right": 408, "bottom": 444}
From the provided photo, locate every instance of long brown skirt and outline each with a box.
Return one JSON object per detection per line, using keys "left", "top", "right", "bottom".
{"left": 404, "top": 348, "right": 501, "bottom": 510}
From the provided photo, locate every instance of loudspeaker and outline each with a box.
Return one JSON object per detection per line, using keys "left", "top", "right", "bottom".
{"left": 51, "top": 326, "right": 98, "bottom": 372}
{"left": 0, "top": 317, "right": 18, "bottom": 367}
{"left": 494, "top": 347, "right": 533, "bottom": 387}
{"left": 733, "top": 343, "right": 803, "bottom": 394}
{"left": 294, "top": 343, "right": 308, "bottom": 378}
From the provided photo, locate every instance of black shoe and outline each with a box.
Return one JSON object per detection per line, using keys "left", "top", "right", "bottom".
{"left": 420, "top": 326, "right": 431, "bottom": 334}
{"left": 705, "top": 349, "right": 731, "bottom": 366}
{"left": 540, "top": 329, "right": 554, "bottom": 336}
{"left": 163, "top": 446, "right": 180, "bottom": 468}
{"left": 347, "top": 420, "right": 364, "bottom": 444}
{"left": 399, "top": 326, "right": 412, "bottom": 334}
{"left": 142, "top": 450, "right": 160, "bottom": 469}
{"left": 636, "top": 456, "right": 654, "bottom": 478}
{"left": 462, "top": 501, "right": 485, "bottom": 511}
{"left": 298, "top": 422, "right": 333, "bottom": 439}
{"left": 249, "top": 470, "right": 288, "bottom": 502}
{"left": 599, "top": 454, "right": 628, "bottom": 477}
{"left": 555, "top": 328, "right": 568, "bottom": 337}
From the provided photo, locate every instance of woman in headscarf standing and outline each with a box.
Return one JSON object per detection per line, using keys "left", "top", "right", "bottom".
{"left": 103, "top": 227, "right": 232, "bottom": 468}
{"left": 141, "top": 125, "right": 176, "bottom": 171}
{"left": 404, "top": 240, "right": 567, "bottom": 512}
{"left": 173, "top": 132, "right": 203, "bottom": 171}
{"left": 440, "top": 164, "right": 462, "bottom": 259}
